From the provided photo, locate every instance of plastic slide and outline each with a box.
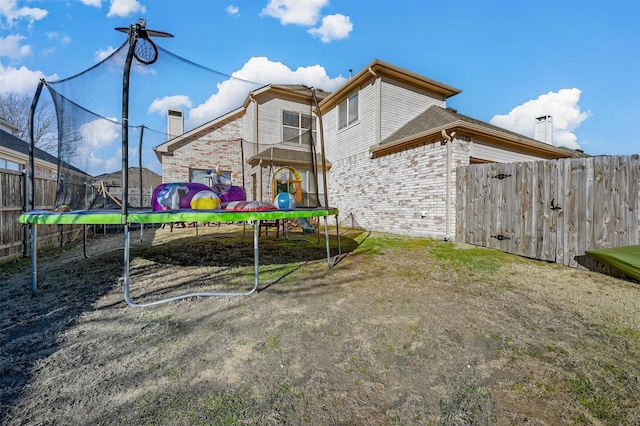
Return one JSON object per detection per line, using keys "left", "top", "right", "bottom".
{"left": 297, "top": 217, "right": 315, "bottom": 234}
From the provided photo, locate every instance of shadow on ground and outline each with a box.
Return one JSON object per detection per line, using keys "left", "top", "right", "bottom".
{"left": 0, "top": 225, "right": 364, "bottom": 422}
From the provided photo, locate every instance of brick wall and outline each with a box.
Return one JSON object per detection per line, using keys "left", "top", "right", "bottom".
{"left": 327, "top": 140, "right": 469, "bottom": 239}
{"left": 162, "top": 119, "right": 244, "bottom": 186}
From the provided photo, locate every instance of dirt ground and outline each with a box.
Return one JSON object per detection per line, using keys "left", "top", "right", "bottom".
{"left": 1, "top": 223, "right": 639, "bottom": 425}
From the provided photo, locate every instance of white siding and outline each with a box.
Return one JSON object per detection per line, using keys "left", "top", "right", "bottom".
{"left": 380, "top": 78, "right": 446, "bottom": 141}
{"left": 324, "top": 81, "right": 378, "bottom": 162}
{"left": 470, "top": 141, "right": 550, "bottom": 163}
{"left": 256, "top": 94, "right": 316, "bottom": 147}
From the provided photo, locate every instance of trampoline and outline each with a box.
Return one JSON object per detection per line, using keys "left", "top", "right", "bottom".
{"left": 20, "top": 19, "right": 341, "bottom": 307}
{"left": 20, "top": 207, "right": 340, "bottom": 307}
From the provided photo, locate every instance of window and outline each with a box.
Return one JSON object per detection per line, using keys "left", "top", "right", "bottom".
{"left": 338, "top": 92, "right": 358, "bottom": 130}
{"left": 283, "top": 111, "right": 317, "bottom": 145}
{"left": 0, "top": 157, "right": 21, "bottom": 171}
{"left": 189, "top": 168, "right": 231, "bottom": 186}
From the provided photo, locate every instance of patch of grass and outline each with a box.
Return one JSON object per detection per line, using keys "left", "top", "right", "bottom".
{"left": 567, "top": 373, "right": 624, "bottom": 424}
{"left": 428, "top": 242, "right": 511, "bottom": 276}
{"left": 199, "top": 388, "right": 253, "bottom": 425}
{"left": 601, "top": 324, "right": 640, "bottom": 340}
{"left": 357, "top": 233, "right": 433, "bottom": 256}
{"left": 256, "top": 335, "right": 280, "bottom": 354}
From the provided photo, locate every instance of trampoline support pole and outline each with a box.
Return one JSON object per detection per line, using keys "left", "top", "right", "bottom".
{"left": 30, "top": 225, "right": 37, "bottom": 297}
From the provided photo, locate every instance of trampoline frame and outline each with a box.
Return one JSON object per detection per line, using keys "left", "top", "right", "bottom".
{"left": 20, "top": 207, "right": 340, "bottom": 307}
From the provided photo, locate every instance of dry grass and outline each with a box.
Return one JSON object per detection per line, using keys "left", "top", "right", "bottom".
{"left": 1, "top": 224, "right": 638, "bottom": 425}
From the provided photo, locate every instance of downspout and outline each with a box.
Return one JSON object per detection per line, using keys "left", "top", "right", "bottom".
{"left": 369, "top": 67, "right": 381, "bottom": 144}
{"left": 441, "top": 130, "right": 456, "bottom": 241}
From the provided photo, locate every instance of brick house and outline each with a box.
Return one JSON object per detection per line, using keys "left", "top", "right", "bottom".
{"left": 317, "top": 59, "right": 587, "bottom": 239}
{"left": 153, "top": 84, "right": 330, "bottom": 207}
{"left": 155, "top": 60, "right": 586, "bottom": 240}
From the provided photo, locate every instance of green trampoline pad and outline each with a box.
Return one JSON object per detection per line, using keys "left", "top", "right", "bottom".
{"left": 19, "top": 208, "right": 339, "bottom": 225}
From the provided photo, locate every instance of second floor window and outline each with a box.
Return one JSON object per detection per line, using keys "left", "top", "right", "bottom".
{"left": 283, "top": 111, "right": 317, "bottom": 145}
{"left": 338, "top": 92, "right": 358, "bottom": 130}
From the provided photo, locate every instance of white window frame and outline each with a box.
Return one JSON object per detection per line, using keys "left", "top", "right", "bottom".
{"left": 338, "top": 91, "right": 359, "bottom": 130}
{"left": 282, "top": 110, "right": 317, "bottom": 145}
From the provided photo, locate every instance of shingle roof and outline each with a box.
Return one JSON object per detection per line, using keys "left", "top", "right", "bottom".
{"left": 383, "top": 105, "right": 531, "bottom": 144}
{"left": 0, "top": 129, "right": 95, "bottom": 176}
{"left": 379, "top": 105, "right": 588, "bottom": 158}
{"left": 1, "top": 128, "right": 57, "bottom": 165}
{"left": 247, "top": 146, "right": 330, "bottom": 169}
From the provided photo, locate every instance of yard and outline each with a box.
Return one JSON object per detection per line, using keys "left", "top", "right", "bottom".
{"left": 1, "top": 224, "right": 639, "bottom": 425}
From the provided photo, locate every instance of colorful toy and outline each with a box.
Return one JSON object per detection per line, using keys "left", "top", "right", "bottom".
{"left": 190, "top": 190, "right": 220, "bottom": 210}
{"left": 275, "top": 192, "right": 296, "bottom": 210}
{"left": 152, "top": 182, "right": 211, "bottom": 210}
{"left": 222, "top": 201, "right": 278, "bottom": 211}
{"left": 217, "top": 185, "right": 246, "bottom": 203}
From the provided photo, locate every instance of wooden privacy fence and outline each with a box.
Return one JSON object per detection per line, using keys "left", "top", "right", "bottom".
{"left": 456, "top": 155, "right": 640, "bottom": 269}
{"left": 0, "top": 170, "right": 92, "bottom": 264}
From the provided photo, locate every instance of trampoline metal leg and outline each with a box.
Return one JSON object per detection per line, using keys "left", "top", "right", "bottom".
{"left": 30, "top": 224, "right": 37, "bottom": 297}
{"left": 123, "top": 221, "right": 261, "bottom": 307}
{"left": 324, "top": 213, "right": 341, "bottom": 268}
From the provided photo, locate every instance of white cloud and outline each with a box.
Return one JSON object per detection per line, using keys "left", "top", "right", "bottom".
{"left": 46, "top": 31, "right": 71, "bottom": 45}
{"left": 260, "top": 0, "right": 327, "bottom": 26}
{"left": 95, "top": 45, "right": 117, "bottom": 62}
{"left": 187, "top": 56, "right": 347, "bottom": 128}
{"left": 0, "top": 0, "right": 48, "bottom": 27}
{"left": 148, "top": 95, "right": 192, "bottom": 115}
{"left": 307, "top": 14, "right": 352, "bottom": 43}
{"left": 77, "top": 117, "right": 122, "bottom": 175}
{"left": 0, "top": 61, "right": 57, "bottom": 95}
{"left": 490, "top": 88, "right": 591, "bottom": 150}
{"left": 80, "top": 0, "right": 102, "bottom": 7}
{"left": 0, "top": 34, "right": 31, "bottom": 58}
{"left": 226, "top": 5, "right": 239, "bottom": 16}
{"left": 107, "top": 0, "right": 146, "bottom": 18}
{"left": 79, "top": 117, "right": 119, "bottom": 148}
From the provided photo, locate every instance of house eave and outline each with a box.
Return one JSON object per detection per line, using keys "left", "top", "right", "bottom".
{"left": 153, "top": 107, "right": 245, "bottom": 161}
{"left": 370, "top": 121, "right": 588, "bottom": 159}
{"left": 319, "top": 59, "right": 462, "bottom": 114}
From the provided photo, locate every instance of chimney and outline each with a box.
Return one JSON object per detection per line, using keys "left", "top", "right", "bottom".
{"left": 167, "top": 109, "right": 184, "bottom": 138}
{"left": 534, "top": 115, "right": 553, "bottom": 145}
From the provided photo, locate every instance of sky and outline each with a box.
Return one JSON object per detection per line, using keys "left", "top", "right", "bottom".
{"left": 1, "top": 0, "right": 639, "bottom": 176}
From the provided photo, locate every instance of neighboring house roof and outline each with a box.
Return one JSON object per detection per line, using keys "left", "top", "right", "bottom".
{"left": 371, "top": 105, "right": 588, "bottom": 159}
{"left": 93, "top": 167, "right": 162, "bottom": 189}
{"left": 1, "top": 128, "right": 56, "bottom": 165}
{"left": 318, "top": 59, "right": 462, "bottom": 113}
{"left": 0, "top": 129, "right": 93, "bottom": 176}
{"left": 0, "top": 117, "right": 19, "bottom": 135}
{"left": 247, "top": 146, "right": 331, "bottom": 170}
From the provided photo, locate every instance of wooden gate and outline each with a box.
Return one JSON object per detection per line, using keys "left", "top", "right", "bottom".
{"left": 455, "top": 155, "right": 640, "bottom": 268}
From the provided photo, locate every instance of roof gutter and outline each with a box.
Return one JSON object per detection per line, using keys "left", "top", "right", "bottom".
{"left": 370, "top": 120, "right": 586, "bottom": 159}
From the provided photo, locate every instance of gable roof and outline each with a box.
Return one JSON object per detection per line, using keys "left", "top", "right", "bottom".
{"left": 154, "top": 84, "right": 329, "bottom": 160}
{"left": 371, "top": 105, "right": 588, "bottom": 159}
{"left": 318, "top": 59, "right": 462, "bottom": 113}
